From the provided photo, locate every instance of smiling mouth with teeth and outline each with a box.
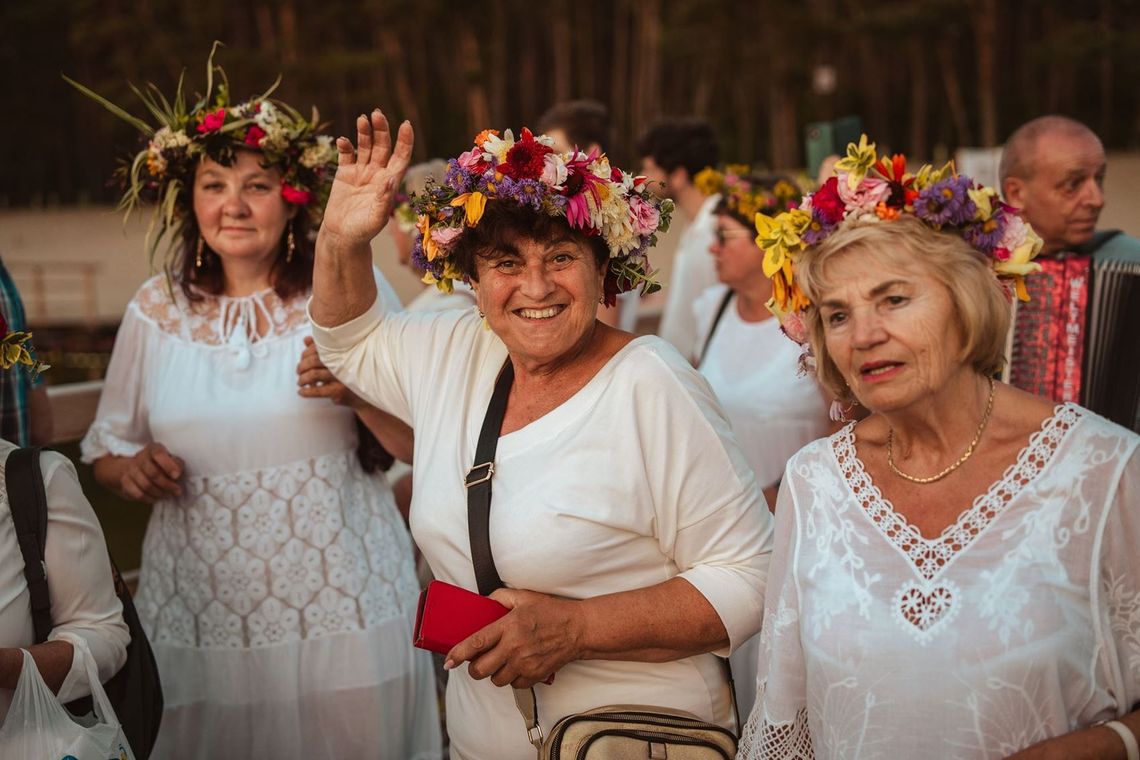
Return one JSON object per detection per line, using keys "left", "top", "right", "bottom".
{"left": 517, "top": 306, "right": 565, "bottom": 319}
{"left": 862, "top": 363, "right": 902, "bottom": 377}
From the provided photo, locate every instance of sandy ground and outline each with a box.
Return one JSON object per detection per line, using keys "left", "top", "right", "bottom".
{"left": 1, "top": 152, "right": 1137, "bottom": 326}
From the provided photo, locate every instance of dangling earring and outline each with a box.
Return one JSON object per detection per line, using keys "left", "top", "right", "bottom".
{"left": 829, "top": 398, "right": 856, "bottom": 422}
{"left": 286, "top": 228, "right": 296, "bottom": 263}
{"left": 195, "top": 236, "right": 204, "bottom": 268}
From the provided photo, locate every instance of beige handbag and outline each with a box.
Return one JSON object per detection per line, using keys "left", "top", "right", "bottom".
{"left": 512, "top": 681, "right": 739, "bottom": 760}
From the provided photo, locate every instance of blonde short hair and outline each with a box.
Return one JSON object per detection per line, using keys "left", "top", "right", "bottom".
{"left": 795, "top": 215, "right": 1010, "bottom": 400}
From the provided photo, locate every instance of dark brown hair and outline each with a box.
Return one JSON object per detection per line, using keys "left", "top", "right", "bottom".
{"left": 537, "top": 99, "right": 611, "bottom": 151}
{"left": 450, "top": 201, "right": 609, "bottom": 282}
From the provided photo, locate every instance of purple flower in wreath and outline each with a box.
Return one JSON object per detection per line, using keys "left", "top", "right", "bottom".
{"left": 801, "top": 209, "right": 837, "bottom": 246}
{"left": 499, "top": 177, "right": 545, "bottom": 210}
{"left": 914, "top": 176, "right": 976, "bottom": 227}
{"left": 963, "top": 210, "right": 1006, "bottom": 254}
{"left": 445, "top": 160, "right": 477, "bottom": 194}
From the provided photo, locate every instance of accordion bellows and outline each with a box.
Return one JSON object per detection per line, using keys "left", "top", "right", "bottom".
{"left": 1009, "top": 230, "right": 1140, "bottom": 432}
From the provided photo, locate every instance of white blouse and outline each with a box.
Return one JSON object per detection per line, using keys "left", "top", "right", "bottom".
{"left": 80, "top": 274, "right": 440, "bottom": 759}
{"left": 694, "top": 285, "right": 830, "bottom": 488}
{"left": 0, "top": 442, "right": 128, "bottom": 721}
{"left": 312, "top": 300, "right": 774, "bottom": 760}
{"left": 738, "top": 404, "right": 1140, "bottom": 759}
{"left": 659, "top": 194, "right": 720, "bottom": 361}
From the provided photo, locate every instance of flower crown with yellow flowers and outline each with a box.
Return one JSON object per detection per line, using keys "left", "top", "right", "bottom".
{"left": 694, "top": 165, "right": 802, "bottom": 223}
{"left": 65, "top": 43, "right": 338, "bottom": 264}
{"left": 755, "top": 135, "right": 1043, "bottom": 340}
{"left": 0, "top": 311, "right": 47, "bottom": 376}
{"left": 410, "top": 127, "right": 674, "bottom": 306}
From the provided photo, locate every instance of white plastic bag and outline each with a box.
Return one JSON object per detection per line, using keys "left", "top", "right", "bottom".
{"left": 0, "top": 644, "right": 135, "bottom": 760}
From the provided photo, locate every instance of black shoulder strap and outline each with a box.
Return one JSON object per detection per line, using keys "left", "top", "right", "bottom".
{"left": 466, "top": 360, "right": 514, "bottom": 596}
{"left": 696, "top": 289, "right": 735, "bottom": 368}
{"left": 5, "top": 447, "right": 53, "bottom": 643}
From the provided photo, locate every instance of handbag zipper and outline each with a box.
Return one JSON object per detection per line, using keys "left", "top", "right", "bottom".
{"left": 548, "top": 712, "right": 736, "bottom": 760}
{"left": 573, "top": 728, "right": 733, "bottom": 760}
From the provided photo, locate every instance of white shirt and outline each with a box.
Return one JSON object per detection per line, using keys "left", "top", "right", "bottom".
{"left": 738, "top": 405, "right": 1140, "bottom": 759}
{"left": 0, "top": 442, "right": 128, "bottom": 721}
{"left": 658, "top": 194, "right": 720, "bottom": 360}
{"left": 694, "top": 285, "right": 830, "bottom": 488}
{"left": 311, "top": 302, "right": 774, "bottom": 760}
{"left": 406, "top": 280, "right": 478, "bottom": 313}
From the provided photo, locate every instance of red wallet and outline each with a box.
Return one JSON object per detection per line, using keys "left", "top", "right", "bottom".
{"left": 412, "top": 580, "right": 509, "bottom": 655}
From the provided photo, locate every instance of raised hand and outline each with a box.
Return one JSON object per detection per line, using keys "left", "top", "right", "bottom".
{"left": 320, "top": 110, "right": 415, "bottom": 250}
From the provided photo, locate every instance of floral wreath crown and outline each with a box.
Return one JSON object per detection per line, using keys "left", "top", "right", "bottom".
{"left": 65, "top": 43, "right": 338, "bottom": 264}
{"left": 755, "top": 135, "right": 1043, "bottom": 339}
{"left": 694, "top": 165, "right": 803, "bottom": 222}
{"left": 410, "top": 128, "right": 674, "bottom": 305}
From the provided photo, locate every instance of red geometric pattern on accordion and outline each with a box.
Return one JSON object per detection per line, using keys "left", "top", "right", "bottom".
{"left": 1009, "top": 255, "right": 1091, "bottom": 403}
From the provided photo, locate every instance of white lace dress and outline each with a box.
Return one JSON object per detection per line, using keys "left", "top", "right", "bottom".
{"left": 81, "top": 276, "right": 440, "bottom": 759}
{"left": 738, "top": 404, "right": 1140, "bottom": 759}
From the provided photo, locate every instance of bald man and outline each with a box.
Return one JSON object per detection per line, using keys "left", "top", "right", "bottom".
{"left": 1000, "top": 116, "right": 1140, "bottom": 430}
{"left": 1000, "top": 115, "right": 1108, "bottom": 256}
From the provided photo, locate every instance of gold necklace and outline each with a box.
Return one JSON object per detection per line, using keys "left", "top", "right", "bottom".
{"left": 886, "top": 377, "right": 996, "bottom": 485}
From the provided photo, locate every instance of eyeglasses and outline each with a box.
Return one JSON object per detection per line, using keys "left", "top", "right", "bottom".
{"left": 713, "top": 228, "right": 755, "bottom": 245}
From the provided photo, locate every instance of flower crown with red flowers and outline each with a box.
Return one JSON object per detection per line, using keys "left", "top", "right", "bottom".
{"left": 65, "top": 43, "right": 337, "bottom": 264}
{"left": 409, "top": 128, "right": 674, "bottom": 305}
{"left": 755, "top": 135, "right": 1043, "bottom": 344}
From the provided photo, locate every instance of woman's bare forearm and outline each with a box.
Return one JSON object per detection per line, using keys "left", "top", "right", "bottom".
{"left": 310, "top": 232, "right": 378, "bottom": 327}
{"left": 355, "top": 405, "right": 414, "bottom": 463}
{"left": 578, "top": 577, "right": 729, "bottom": 661}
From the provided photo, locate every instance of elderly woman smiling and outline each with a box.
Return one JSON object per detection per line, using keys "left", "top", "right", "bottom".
{"left": 737, "top": 137, "right": 1140, "bottom": 760}
{"left": 310, "top": 112, "right": 772, "bottom": 759}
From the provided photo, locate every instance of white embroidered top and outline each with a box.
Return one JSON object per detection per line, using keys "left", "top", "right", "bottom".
{"left": 79, "top": 274, "right": 441, "bottom": 759}
{"left": 738, "top": 404, "right": 1140, "bottom": 760}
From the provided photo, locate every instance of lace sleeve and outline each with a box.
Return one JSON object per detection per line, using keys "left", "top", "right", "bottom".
{"left": 80, "top": 304, "right": 152, "bottom": 463}
{"left": 737, "top": 462, "right": 816, "bottom": 759}
{"left": 1101, "top": 442, "right": 1140, "bottom": 715}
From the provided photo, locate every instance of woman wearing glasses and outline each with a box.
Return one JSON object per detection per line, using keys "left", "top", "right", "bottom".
{"left": 695, "top": 169, "right": 833, "bottom": 511}
{"left": 691, "top": 168, "right": 832, "bottom": 722}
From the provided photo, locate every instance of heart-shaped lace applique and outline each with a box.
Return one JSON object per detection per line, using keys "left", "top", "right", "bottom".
{"left": 894, "top": 581, "right": 959, "bottom": 643}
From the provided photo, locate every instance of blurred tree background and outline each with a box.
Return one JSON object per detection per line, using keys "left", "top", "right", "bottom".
{"left": 2, "top": 0, "right": 1139, "bottom": 207}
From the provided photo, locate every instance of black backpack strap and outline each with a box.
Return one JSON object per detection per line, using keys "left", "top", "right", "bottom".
{"left": 466, "top": 359, "right": 514, "bottom": 596}
{"left": 696, "top": 289, "right": 734, "bottom": 368}
{"left": 5, "top": 447, "right": 53, "bottom": 643}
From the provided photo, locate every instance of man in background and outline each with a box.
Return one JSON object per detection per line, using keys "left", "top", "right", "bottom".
{"left": 1000, "top": 115, "right": 1140, "bottom": 430}
{"left": 637, "top": 118, "right": 720, "bottom": 360}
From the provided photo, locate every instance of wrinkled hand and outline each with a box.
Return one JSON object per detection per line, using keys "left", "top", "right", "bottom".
{"left": 320, "top": 110, "right": 414, "bottom": 249}
{"left": 121, "top": 442, "right": 184, "bottom": 503}
{"left": 445, "top": 588, "right": 585, "bottom": 689}
{"left": 296, "top": 336, "right": 363, "bottom": 409}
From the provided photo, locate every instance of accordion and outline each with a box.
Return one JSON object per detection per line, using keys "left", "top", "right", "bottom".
{"left": 1008, "top": 230, "right": 1140, "bottom": 432}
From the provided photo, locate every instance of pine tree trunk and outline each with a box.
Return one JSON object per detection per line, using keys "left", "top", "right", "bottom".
{"left": 972, "top": 0, "right": 998, "bottom": 146}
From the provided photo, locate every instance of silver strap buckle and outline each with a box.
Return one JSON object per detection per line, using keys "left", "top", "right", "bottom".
{"left": 465, "top": 462, "right": 495, "bottom": 488}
